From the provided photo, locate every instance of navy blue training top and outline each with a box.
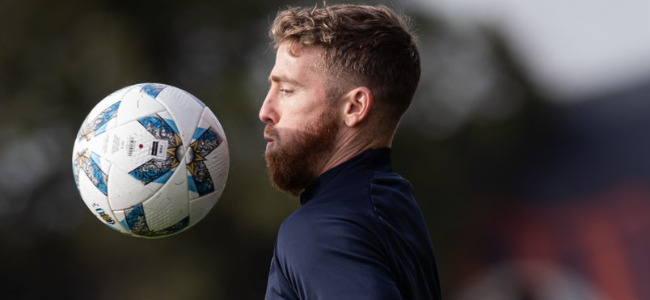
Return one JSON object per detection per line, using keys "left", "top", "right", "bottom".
{"left": 265, "top": 148, "right": 442, "bottom": 300}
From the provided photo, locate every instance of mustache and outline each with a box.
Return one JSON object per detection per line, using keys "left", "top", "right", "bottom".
{"left": 264, "top": 124, "right": 278, "bottom": 139}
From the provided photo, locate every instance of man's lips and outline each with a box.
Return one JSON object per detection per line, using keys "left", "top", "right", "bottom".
{"left": 265, "top": 137, "right": 274, "bottom": 146}
{"left": 264, "top": 126, "right": 277, "bottom": 149}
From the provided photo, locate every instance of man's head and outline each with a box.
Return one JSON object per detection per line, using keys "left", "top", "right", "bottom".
{"left": 260, "top": 4, "right": 420, "bottom": 195}
{"left": 270, "top": 4, "right": 421, "bottom": 131}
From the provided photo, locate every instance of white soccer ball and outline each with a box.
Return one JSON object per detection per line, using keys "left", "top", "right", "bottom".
{"left": 72, "top": 83, "right": 229, "bottom": 238}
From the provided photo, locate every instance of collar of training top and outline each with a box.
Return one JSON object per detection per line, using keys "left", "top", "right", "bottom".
{"left": 299, "top": 147, "right": 393, "bottom": 205}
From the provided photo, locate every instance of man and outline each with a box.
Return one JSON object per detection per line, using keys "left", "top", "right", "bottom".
{"left": 260, "top": 4, "right": 441, "bottom": 300}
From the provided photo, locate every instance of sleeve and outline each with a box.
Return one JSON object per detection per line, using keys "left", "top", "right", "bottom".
{"left": 265, "top": 247, "right": 300, "bottom": 300}
{"left": 270, "top": 210, "right": 403, "bottom": 300}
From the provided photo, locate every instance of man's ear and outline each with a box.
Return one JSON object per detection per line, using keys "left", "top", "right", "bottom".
{"left": 342, "top": 87, "right": 373, "bottom": 127}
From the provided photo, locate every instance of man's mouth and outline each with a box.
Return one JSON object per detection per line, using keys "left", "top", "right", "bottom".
{"left": 264, "top": 126, "right": 277, "bottom": 150}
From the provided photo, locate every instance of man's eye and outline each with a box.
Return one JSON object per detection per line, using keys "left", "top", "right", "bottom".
{"left": 279, "top": 88, "right": 293, "bottom": 94}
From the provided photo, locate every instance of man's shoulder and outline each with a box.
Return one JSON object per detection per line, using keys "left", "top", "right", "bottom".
{"left": 281, "top": 165, "right": 414, "bottom": 245}
{"left": 278, "top": 196, "right": 378, "bottom": 243}
{"left": 276, "top": 193, "right": 386, "bottom": 260}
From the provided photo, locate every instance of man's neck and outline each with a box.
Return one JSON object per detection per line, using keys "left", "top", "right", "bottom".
{"left": 318, "top": 128, "right": 391, "bottom": 176}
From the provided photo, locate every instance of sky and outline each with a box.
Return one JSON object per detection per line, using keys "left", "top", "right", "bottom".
{"left": 408, "top": 0, "right": 650, "bottom": 102}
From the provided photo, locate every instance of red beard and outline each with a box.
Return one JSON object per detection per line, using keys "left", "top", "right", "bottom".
{"left": 264, "top": 109, "right": 339, "bottom": 195}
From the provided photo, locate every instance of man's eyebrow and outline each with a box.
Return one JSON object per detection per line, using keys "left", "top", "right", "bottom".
{"left": 269, "top": 75, "right": 303, "bottom": 87}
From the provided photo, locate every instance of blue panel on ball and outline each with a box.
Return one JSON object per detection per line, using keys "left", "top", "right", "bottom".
{"left": 88, "top": 153, "right": 108, "bottom": 195}
{"left": 125, "top": 204, "right": 148, "bottom": 234}
{"left": 141, "top": 83, "right": 166, "bottom": 99}
{"left": 74, "top": 151, "right": 108, "bottom": 196}
{"left": 189, "top": 163, "right": 214, "bottom": 196}
{"left": 129, "top": 161, "right": 169, "bottom": 184}
{"left": 192, "top": 127, "right": 208, "bottom": 140}
{"left": 120, "top": 219, "right": 130, "bottom": 231}
{"left": 152, "top": 169, "right": 174, "bottom": 185}
{"left": 187, "top": 175, "right": 198, "bottom": 193}
{"left": 90, "top": 152, "right": 102, "bottom": 168}
{"left": 78, "top": 101, "right": 121, "bottom": 141}
{"left": 186, "top": 127, "right": 223, "bottom": 196}
{"left": 125, "top": 204, "right": 190, "bottom": 237}
{"left": 137, "top": 115, "right": 174, "bottom": 136}
{"left": 129, "top": 114, "right": 182, "bottom": 184}
{"left": 95, "top": 122, "right": 109, "bottom": 137}
{"left": 164, "top": 118, "right": 180, "bottom": 135}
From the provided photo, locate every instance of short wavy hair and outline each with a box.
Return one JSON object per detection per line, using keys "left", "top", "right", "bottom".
{"left": 270, "top": 4, "right": 421, "bottom": 127}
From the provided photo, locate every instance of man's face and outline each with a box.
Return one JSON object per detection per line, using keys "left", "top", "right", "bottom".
{"left": 259, "top": 43, "right": 340, "bottom": 195}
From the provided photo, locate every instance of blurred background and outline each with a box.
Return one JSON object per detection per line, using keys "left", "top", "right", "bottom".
{"left": 1, "top": 0, "right": 650, "bottom": 299}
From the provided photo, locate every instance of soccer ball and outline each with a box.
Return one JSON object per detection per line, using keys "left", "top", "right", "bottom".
{"left": 72, "top": 83, "right": 229, "bottom": 238}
